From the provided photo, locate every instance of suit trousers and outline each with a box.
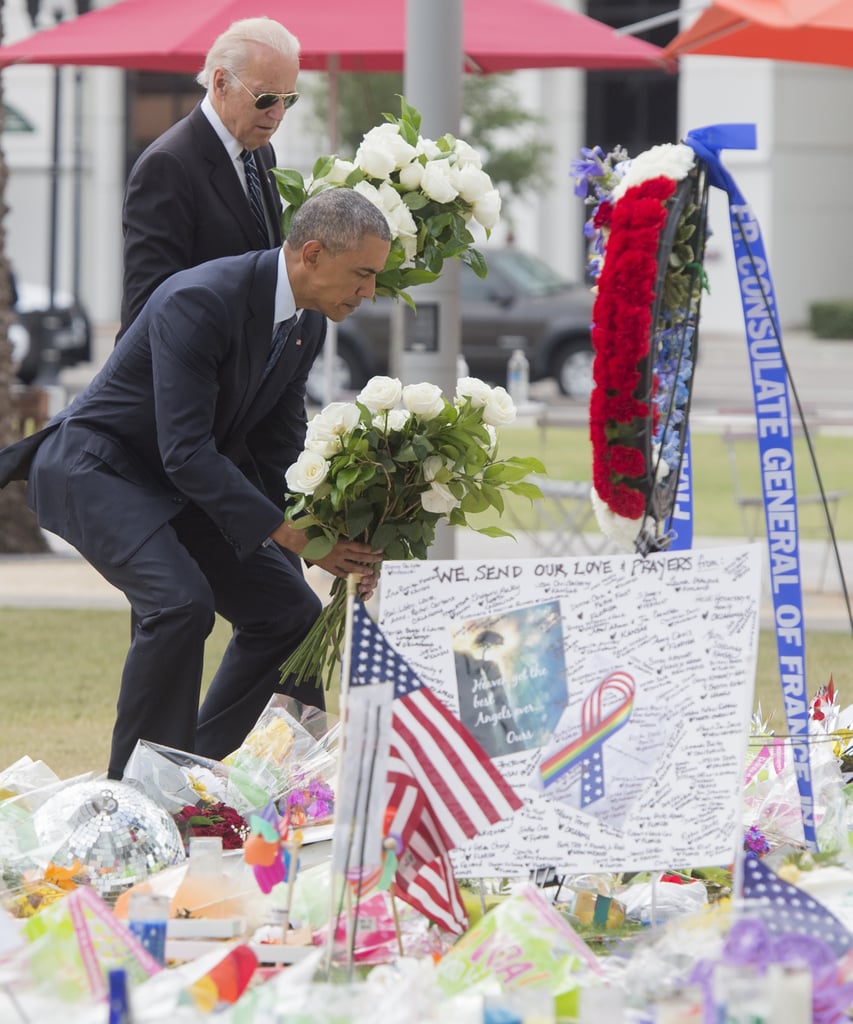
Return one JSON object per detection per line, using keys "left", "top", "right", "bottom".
{"left": 92, "top": 504, "right": 324, "bottom": 778}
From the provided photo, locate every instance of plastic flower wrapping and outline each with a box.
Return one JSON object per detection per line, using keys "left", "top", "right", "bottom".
{"left": 279, "top": 375, "right": 543, "bottom": 688}
{"left": 273, "top": 97, "right": 501, "bottom": 307}
{"left": 224, "top": 696, "right": 339, "bottom": 830}
{"left": 571, "top": 142, "right": 708, "bottom": 552}
{"left": 123, "top": 697, "right": 340, "bottom": 837}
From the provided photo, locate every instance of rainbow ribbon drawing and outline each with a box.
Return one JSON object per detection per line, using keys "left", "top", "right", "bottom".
{"left": 539, "top": 670, "right": 636, "bottom": 804}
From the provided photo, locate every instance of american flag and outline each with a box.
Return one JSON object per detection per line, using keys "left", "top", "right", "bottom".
{"left": 742, "top": 852, "right": 853, "bottom": 958}
{"left": 349, "top": 601, "right": 522, "bottom": 934}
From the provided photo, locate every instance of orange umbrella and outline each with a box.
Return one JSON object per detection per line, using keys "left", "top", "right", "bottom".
{"left": 664, "top": 0, "right": 853, "bottom": 68}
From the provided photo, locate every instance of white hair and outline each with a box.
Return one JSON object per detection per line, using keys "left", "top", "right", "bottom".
{"left": 196, "top": 17, "right": 300, "bottom": 89}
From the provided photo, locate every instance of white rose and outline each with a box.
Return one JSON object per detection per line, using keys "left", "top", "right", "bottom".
{"left": 455, "top": 376, "right": 493, "bottom": 408}
{"left": 416, "top": 136, "right": 441, "bottom": 160}
{"left": 420, "top": 480, "right": 460, "bottom": 515}
{"left": 398, "top": 160, "right": 424, "bottom": 191}
{"left": 452, "top": 139, "right": 483, "bottom": 169}
{"left": 304, "top": 421, "right": 340, "bottom": 458}
{"left": 285, "top": 450, "right": 329, "bottom": 494}
{"left": 609, "top": 143, "right": 695, "bottom": 203}
{"left": 452, "top": 163, "right": 494, "bottom": 204}
{"left": 304, "top": 401, "right": 360, "bottom": 456}
{"left": 420, "top": 160, "right": 459, "bottom": 204}
{"left": 357, "top": 375, "right": 403, "bottom": 412}
{"left": 402, "top": 381, "right": 445, "bottom": 421}
{"left": 313, "top": 158, "right": 356, "bottom": 186}
{"left": 355, "top": 123, "right": 418, "bottom": 180}
{"left": 482, "top": 385, "right": 517, "bottom": 426}
{"left": 422, "top": 454, "right": 444, "bottom": 482}
{"left": 480, "top": 424, "right": 498, "bottom": 452}
{"left": 472, "top": 188, "right": 502, "bottom": 231}
{"left": 373, "top": 408, "right": 411, "bottom": 432}
{"left": 353, "top": 179, "right": 382, "bottom": 206}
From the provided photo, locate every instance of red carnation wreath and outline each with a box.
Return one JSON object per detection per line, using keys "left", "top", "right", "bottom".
{"left": 573, "top": 143, "right": 710, "bottom": 551}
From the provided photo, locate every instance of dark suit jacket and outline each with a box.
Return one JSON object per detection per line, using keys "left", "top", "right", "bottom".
{"left": 119, "top": 103, "right": 283, "bottom": 336}
{"left": 1, "top": 249, "right": 323, "bottom": 567}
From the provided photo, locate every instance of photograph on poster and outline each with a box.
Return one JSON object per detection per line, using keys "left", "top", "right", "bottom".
{"left": 379, "top": 544, "right": 763, "bottom": 875}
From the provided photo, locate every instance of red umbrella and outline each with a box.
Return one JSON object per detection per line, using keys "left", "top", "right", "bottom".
{"left": 664, "top": 0, "right": 853, "bottom": 69}
{"left": 0, "top": 0, "right": 666, "bottom": 72}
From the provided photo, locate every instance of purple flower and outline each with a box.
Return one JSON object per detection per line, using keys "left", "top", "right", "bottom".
{"left": 743, "top": 825, "right": 770, "bottom": 857}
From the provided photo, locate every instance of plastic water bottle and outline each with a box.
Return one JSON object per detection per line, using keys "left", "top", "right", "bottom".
{"left": 507, "top": 348, "right": 529, "bottom": 406}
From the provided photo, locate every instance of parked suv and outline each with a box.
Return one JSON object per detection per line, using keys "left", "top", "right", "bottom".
{"left": 306, "top": 248, "right": 594, "bottom": 404}
{"left": 11, "top": 282, "right": 92, "bottom": 385}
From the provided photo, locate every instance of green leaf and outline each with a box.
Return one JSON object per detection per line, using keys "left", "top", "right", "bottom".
{"left": 403, "top": 190, "right": 430, "bottom": 211}
{"left": 301, "top": 535, "right": 336, "bottom": 561}
{"left": 312, "top": 155, "right": 335, "bottom": 179}
{"left": 506, "top": 455, "right": 547, "bottom": 474}
{"left": 508, "top": 481, "right": 544, "bottom": 501}
{"left": 474, "top": 525, "right": 516, "bottom": 539}
{"left": 463, "top": 248, "right": 489, "bottom": 279}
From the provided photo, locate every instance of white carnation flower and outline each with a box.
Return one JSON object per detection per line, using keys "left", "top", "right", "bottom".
{"left": 482, "top": 386, "right": 517, "bottom": 427}
{"left": 590, "top": 487, "right": 655, "bottom": 552}
{"left": 357, "top": 375, "right": 403, "bottom": 412}
{"left": 402, "top": 381, "right": 445, "bottom": 421}
{"left": 609, "top": 143, "right": 695, "bottom": 203}
{"left": 420, "top": 160, "right": 459, "bottom": 204}
{"left": 285, "top": 450, "right": 329, "bottom": 494}
{"left": 420, "top": 480, "right": 460, "bottom": 515}
{"left": 472, "top": 188, "right": 502, "bottom": 231}
{"left": 455, "top": 376, "right": 493, "bottom": 408}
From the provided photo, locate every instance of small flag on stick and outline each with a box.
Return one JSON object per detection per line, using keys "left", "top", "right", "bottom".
{"left": 349, "top": 601, "right": 522, "bottom": 934}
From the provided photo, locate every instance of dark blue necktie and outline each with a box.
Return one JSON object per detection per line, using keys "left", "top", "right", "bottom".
{"left": 263, "top": 314, "right": 297, "bottom": 381}
{"left": 240, "top": 149, "right": 269, "bottom": 245}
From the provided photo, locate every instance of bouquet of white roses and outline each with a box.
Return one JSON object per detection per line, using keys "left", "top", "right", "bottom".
{"left": 281, "top": 375, "right": 543, "bottom": 688}
{"left": 272, "top": 97, "right": 501, "bottom": 307}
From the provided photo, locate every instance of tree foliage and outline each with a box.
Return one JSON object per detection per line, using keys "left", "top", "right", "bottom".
{"left": 308, "top": 72, "right": 552, "bottom": 225}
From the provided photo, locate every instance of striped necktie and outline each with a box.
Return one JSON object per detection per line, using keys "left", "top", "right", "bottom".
{"left": 240, "top": 149, "right": 269, "bottom": 245}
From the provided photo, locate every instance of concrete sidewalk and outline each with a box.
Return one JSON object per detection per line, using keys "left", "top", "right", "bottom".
{"left": 2, "top": 530, "right": 851, "bottom": 634}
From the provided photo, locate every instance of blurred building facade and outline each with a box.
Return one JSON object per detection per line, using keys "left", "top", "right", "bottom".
{"left": 3, "top": 0, "right": 845, "bottom": 363}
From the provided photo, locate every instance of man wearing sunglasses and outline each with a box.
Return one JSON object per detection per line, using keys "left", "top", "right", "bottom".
{"left": 118, "top": 17, "right": 300, "bottom": 337}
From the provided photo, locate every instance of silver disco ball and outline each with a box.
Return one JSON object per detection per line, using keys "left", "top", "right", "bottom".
{"left": 32, "top": 779, "right": 185, "bottom": 903}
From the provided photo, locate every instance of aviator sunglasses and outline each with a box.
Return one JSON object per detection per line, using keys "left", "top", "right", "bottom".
{"left": 230, "top": 72, "right": 300, "bottom": 110}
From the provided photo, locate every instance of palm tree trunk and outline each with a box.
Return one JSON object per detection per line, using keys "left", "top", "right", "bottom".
{"left": 0, "top": 0, "right": 49, "bottom": 553}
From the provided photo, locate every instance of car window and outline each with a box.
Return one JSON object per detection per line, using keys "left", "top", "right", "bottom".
{"left": 489, "top": 250, "right": 569, "bottom": 297}
{"left": 459, "top": 263, "right": 496, "bottom": 303}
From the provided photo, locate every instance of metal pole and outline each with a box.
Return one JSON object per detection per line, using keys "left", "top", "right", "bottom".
{"left": 72, "top": 68, "right": 83, "bottom": 300}
{"left": 48, "top": 62, "right": 61, "bottom": 309}
{"left": 404, "top": 0, "right": 463, "bottom": 560}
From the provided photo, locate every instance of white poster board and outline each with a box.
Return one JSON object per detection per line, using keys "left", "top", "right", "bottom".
{"left": 378, "top": 543, "right": 762, "bottom": 875}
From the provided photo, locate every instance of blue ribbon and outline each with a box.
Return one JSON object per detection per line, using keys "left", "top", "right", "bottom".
{"left": 665, "top": 425, "right": 693, "bottom": 550}
{"left": 685, "top": 124, "right": 817, "bottom": 851}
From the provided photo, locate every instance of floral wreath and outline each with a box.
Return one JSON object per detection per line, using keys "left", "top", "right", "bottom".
{"left": 572, "top": 143, "right": 710, "bottom": 551}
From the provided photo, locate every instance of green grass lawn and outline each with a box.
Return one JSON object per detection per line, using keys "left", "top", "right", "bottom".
{"left": 1, "top": 607, "right": 850, "bottom": 781}
{"left": 1, "top": 422, "right": 849, "bottom": 779}
{"left": 485, "top": 425, "right": 852, "bottom": 540}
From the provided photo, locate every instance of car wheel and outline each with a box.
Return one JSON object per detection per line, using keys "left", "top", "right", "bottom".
{"left": 305, "top": 336, "right": 366, "bottom": 406}
{"left": 552, "top": 340, "right": 594, "bottom": 400}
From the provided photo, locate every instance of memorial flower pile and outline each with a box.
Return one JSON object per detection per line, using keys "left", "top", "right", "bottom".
{"left": 571, "top": 143, "right": 707, "bottom": 549}
{"left": 273, "top": 97, "right": 501, "bottom": 306}
{"left": 280, "top": 375, "right": 543, "bottom": 687}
